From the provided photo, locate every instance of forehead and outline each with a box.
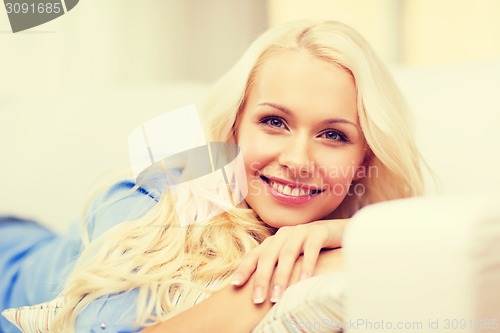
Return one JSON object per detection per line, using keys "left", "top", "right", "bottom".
{"left": 247, "top": 50, "right": 358, "bottom": 123}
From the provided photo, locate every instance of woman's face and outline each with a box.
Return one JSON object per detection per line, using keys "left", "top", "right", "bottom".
{"left": 235, "top": 50, "right": 367, "bottom": 228}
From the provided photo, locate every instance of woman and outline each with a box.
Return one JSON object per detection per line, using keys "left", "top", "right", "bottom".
{"left": 0, "top": 20, "right": 425, "bottom": 333}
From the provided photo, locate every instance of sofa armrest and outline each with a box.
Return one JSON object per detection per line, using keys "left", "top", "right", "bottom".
{"left": 343, "top": 194, "right": 500, "bottom": 333}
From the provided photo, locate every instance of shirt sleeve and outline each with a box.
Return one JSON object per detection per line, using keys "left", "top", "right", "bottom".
{"left": 75, "top": 290, "right": 145, "bottom": 333}
{"left": 73, "top": 180, "right": 160, "bottom": 332}
{"left": 85, "top": 180, "right": 160, "bottom": 242}
{"left": 0, "top": 179, "right": 160, "bottom": 318}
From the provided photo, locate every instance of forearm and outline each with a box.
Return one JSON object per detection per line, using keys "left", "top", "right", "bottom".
{"left": 142, "top": 248, "right": 343, "bottom": 333}
{"left": 143, "top": 275, "right": 272, "bottom": 333}
{"left": 318, "top": 218, "right": 349, "bottom": 248}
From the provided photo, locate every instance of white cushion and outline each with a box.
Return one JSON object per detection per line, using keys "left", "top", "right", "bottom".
{"left": 1, "top": 297, "right": 63, "bottom": 333}
{"left": 343, "top": 194, "right": 500, "bottom": 332}
{"left": 253, "top": 272, "right": 346, "bottom": 333}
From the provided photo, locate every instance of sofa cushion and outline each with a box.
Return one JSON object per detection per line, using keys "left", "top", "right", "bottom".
{"left": 344, "top": 194, "right": 500, "bottom": 331}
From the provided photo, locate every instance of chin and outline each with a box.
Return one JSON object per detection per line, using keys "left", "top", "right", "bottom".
{"left": 259, "top": 213, "right": 316, "bottom": 228}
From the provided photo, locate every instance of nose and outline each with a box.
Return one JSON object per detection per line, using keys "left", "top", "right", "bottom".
{"left": 277, "top": 134, "right": 314, "bottom": 178}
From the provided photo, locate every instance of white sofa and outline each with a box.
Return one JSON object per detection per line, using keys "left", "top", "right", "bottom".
{"left": 1, "top": 62, "right": 500, "bottom": 332}
{"left": 342, "top": 62, "right": 500, "bottom": 333}
{"left": 344, "top": 194, "right": 500, "bottom": 333}
{"left": 0, "top": 83, "right": 208, "bottom": 232}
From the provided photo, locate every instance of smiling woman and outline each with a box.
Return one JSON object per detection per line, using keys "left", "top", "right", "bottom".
{"left": 236, "top": 49, "right": 366, "bottom": 228}
{"left": 0, "top": 20, "right": 426, "bottom": 333}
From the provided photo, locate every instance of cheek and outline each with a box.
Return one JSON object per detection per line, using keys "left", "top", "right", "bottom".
{"left": 316, "top": 150, "right": 364, "bottom": 187}
{"left": 239, "top": 131, "right": 279, "bottom": 173}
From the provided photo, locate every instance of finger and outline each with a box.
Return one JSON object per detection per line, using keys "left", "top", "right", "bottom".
{"left": 299, "top": 238, "right": 323, "bottom": 281}
{"left": 231, "top": 249, "right": 260, "bottom": 286}
{"left": 251, "top": 236, "right": 287, "bottom": 304}
{"left": 269, "top": 242, "right": 303, "bottom": 303}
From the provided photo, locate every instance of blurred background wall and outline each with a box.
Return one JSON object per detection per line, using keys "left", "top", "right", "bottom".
{"left": 0, "top": 0, "right": 269, "bottom": 95}
{"left": 269, "top": 0, "right": 500, "bottom": 65}
{"left": 2, "top": 0, "right": 500, "bottom": 93}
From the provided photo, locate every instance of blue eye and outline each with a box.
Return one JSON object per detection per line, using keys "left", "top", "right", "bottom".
{"left": 261, "top": 117, "right": 286, "bottom": 128}
{"left": 320, "top": 130, "right": 349, "bottom": 143}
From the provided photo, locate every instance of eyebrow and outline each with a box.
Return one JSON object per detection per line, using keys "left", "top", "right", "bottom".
{"left": 258, "top": 102, "right": 360, "bottom": 129}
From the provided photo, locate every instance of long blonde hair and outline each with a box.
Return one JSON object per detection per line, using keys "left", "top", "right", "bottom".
{"left": 52, "top": 20, "right": 425, "bottom": 331}
{"left": 202, "top": 20, "right": 425, "bottom": 216}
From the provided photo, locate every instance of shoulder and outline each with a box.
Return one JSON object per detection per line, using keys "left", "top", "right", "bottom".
{"left": 86, "top": 180, "right": 161, "bottom": 242}
{"left": 102, "top": 179, "right": 160, "bottom": 202}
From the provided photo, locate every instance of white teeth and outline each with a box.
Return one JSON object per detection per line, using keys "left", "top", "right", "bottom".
{"left": 282, "top": 185, "right": 292, "bottom": 195}
{"left": 267, "top": 179, "right": 314, "bottom": 196}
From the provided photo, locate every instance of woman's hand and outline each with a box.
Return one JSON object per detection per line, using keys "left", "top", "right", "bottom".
{"left": 230, "top": 218, "right": 348, "bottom": 304}
{"left": 142, "top": 248, "right": 344, "bottom": 333}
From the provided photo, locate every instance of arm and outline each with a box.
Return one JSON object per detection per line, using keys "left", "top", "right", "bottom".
{"left": 232, "top": 218, "right": 348, "bottom": 304}
{"left": 143, "top": 248, "right": 343, "bottom": 333}
{"left": 322, "top": 218, "right": 349, "bottom": 247}
{"left": 69, "top": 181, "right": 160, "bottom": 333}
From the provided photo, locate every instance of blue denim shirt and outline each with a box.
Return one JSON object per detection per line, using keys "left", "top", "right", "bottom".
{"left": 75, "top": 180, "right": 160, "bottom": 333}
{"left": 0, "top": 180, "right": 160, "bottom": 333}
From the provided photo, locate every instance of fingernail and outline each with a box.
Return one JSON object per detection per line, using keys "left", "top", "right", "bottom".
{"left": 300, "top": 272, "right": 310, "bottom": 281}
{"left": 253, "top": 286, "right": 265, "bottom": 304}
{"left": 270, "top": 285, "right": 282, "bottom": 303}
{"left": 231, "top": 273, "right": 243, "bottom": 286}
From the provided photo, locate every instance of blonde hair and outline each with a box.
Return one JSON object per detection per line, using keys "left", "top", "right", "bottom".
{"left": 203, "top": 20, "right": 425, "bottom": 217}
{"left": 52, "top": 20, "right": 425, "bottom": 331}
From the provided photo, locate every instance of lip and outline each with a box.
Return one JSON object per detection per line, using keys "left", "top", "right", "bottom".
{"left": 262, "top": 175, "right": 323, "bottom": 192}
{"left": 260, "top": 175, "right": 323, "bottom": 205}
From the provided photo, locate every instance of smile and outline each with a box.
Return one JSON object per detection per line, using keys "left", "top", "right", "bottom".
{"left": 260, "top": 175, "right": 324, "bottom": 205}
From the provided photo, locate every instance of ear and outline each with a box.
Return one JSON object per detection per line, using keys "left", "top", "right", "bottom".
{"left": 230, "top": 115, "right": 241, "bottom": 144}
{"left": 353, "top": 148, "right": 372, "bottom": 181}
{"left": 229, "top": 126, "right": 238, "bottom": 144}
